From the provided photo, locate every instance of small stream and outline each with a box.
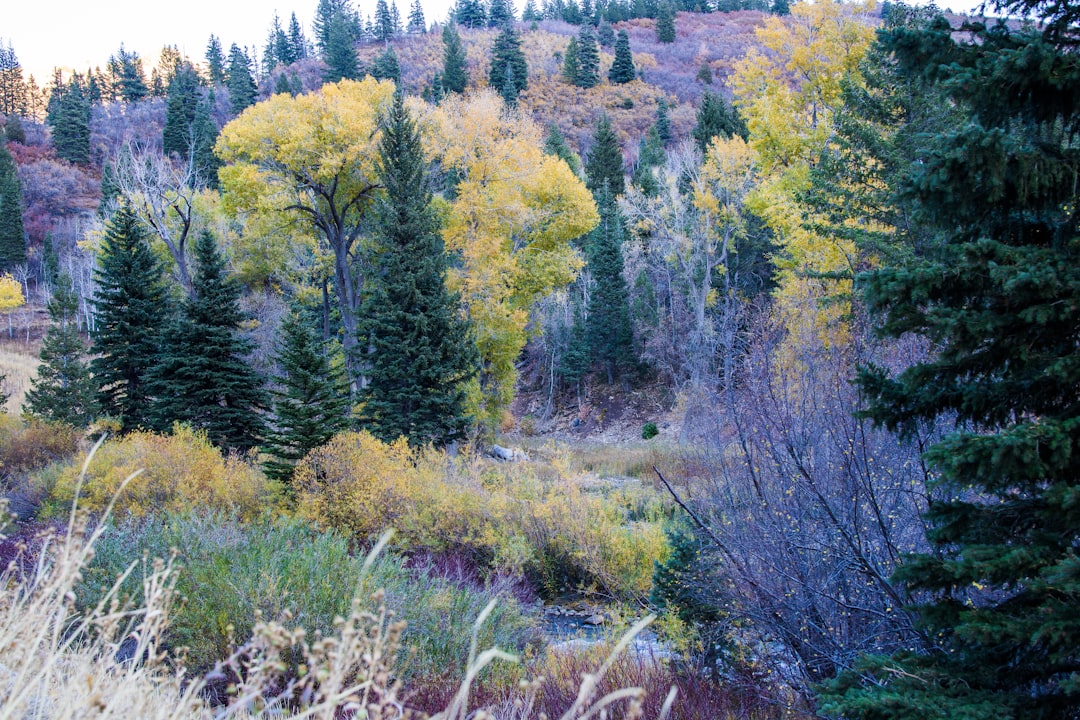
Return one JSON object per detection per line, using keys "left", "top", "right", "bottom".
{"left": 541, "top": 608, "right": 671, "bottom": 659}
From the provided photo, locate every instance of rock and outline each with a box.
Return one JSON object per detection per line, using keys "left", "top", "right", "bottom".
{"left": 584, "top": 614, "right": 605, "bottom": 625}
{"left": 490, "top": 444, "right": 529, "bottom": 462}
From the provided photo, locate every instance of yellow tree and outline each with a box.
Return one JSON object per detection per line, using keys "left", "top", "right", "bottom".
{"left": 215, "top": 77, "right": 397, "bottom": 384}
{"left": 417, "top": 91, "right": 598, "bottom": 427}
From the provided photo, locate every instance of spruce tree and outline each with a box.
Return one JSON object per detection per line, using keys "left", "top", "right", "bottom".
{"left": 359, "top": 93, "right": 477, "bottom": 446}
{"left": 575, "top": 28, "right": 600, "bottom": 88}
{"left": 162, "top": 61, "right": 201, "bottom": 160}
{"left": 323, "top": 15, "right": 361, "bottom": 83}
{"left": 315, "top": 0, "right": 360, "bottom": 53}
{"left": 693, "top": 90, "right": 746, "bottom": 151}
{"left": 585, "top": 182, "right": 635, "bottom": 382}
{"left": 562, "top": 37, "right": 581, "bottom": 84}
{"left": 226, "top": 44, "right": 257, "bottom": 113}
{"left": 655, "top": 3, "right": 676, "bottom": 42}
{"left": 205, "top": 35, "right": 226, "bottom": 85}
{"left": 107, "top": 46, "right": 148, "bottom": 103}
{"left": 0, "top": 143, "right": 27, "bottom": 269}
{"left": 289, "top": 14, "right": 311, "bottom": 60}
{"left": 654, "top": 98, "right": 672, "bottom": 142}
{"left": 818, "top": 6, "right": 1080, "bottom": 719}
{"left": 374, "top": 0, "right": 396, "bottom": 42}
{"left": 522, "top": 0, "right": 542, "bottom": 22}
{"left": 597, "top": 20, "right": 616, "bottom": 47}
{"left": 47, "top": 78, "right": 90, "bottom": 165}
{"left": 585, "top": 114, "right": 625, "bottom": 197}
{"left": 24, "top": 274, "right": 96, "bottom": 428}
{"left": 442, "top": 23, "right": 468, "bottom": 94}
{"left": 149, "top": 231, "right": 266, "bottom": 452}
{"left": 371, "top": 46, "right": 401, "bottom": 83}
{"left": 4, "top": 114, "right": 25, "bottom": 144}
{"left": 90, "top": 206, "right": 170, "bottom": 433}
{"left": 488, "top": 0, "right": 516, "bottom": 27}
{"left": 489, "top": 27, "right": 528, "bottom": 100}
{"left": 608, "top": 29, "right": 635, "bottom": 84}
{"left": 544, "top": 122, "right": 582, "bottom": 176}
{"left": 454, "top": 0, "right": 488, "bottom": 28}
{"left": 264, "top": 310, "right": 352, "bottom": 487}
{"left": 407, "top": 0, "right": 427, "bottom": 33}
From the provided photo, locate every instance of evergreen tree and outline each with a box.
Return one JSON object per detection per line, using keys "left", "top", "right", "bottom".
{"left": 488, "top": 0, "right": 516, "bottom": 27}
{"left": 489, "top": 27, "right": 528, "bottom": 99}
{"left": 4, "top": 114, "right": 25, "bottom": 144}
{"left": 442, "top": 23, "right": 469, "bottom": 94}
{"left": 585, "top": 114, "right": 624, "bottom": 197}
{"left": 90, "top": 206, "right": 170, "bottom": 433}
{"left": 0, "top": 43, "right": 27, "bottom": 117}
{"left": 359, "top": 93, "right": 477, "bottom": 446}
{"left": 263, "top": 310, "right": 352, "bottom": 487}
{"left": 561, "top": 37, "right": 581, "bottom": 84}
{"left": 162, "top": 61, "right": 201, "bottom": 159}
{"left": 544, "top": 122, "right": 582, "bottom": 176}
{"left": 0, "top": 143, "right": 26, "bottom": 269}
{"left": 323, "top": 14, "right": 361, "bottom": 83}
{"left": 205, "top": 35, "right": 226, "bottom": 85}
{"left": 149, "top": 232, "right": 266, "bottom": 452}
{"left": 574, "top": 28, "right": 600, "bottom": 88}
{"left": 264, "top": 13, "right": 293, "bottom": 73}
{"left": 407, "top": 0, "right": 427, "bottom": 33}
{"left": 631, "top": 127, "right": 663, "bottom": 196}
{"left": 597, "top": 20, "right": 615, "bottom": 46}
{"left": 226, "top": 44, "right": 257, "bottom": 113}
{"left": 371, "top": 46, "right": 401, "bottom": 83}
{"left": 289, "top": 13, "right": 311, "bottom": 60}
{"left": 693, "top": 90, "right": 746, "bottom": 151}
{"left": 454, "top": 0, "right": 488, "bottom": 28}
{"left": 315, "top": 0, "right": 360, "bottom": 53}
{"left": 274, "top": 73, "right": 293, "bottom": 95}
{"left": 46, "top": 77, "right": 90, "bottom": 165}
{"left": 655, "top": 3, "right": 676, "bottom": 42}
{"left": 585, "top": 182, "right": 635, "bottom": 382}
{"left": 191, "top": 93, "right": 220, "bottom": 187}
{"left": 107, "top": 46, "right": 148, "bottom": 102}
{"left": 522, "top": 0, "right": 542, "bottom": 22}
{"left": 608, "top": 29, "right": 635, "bottom": 84}
{"left": 654, "top": 98, "right": 672, "bottom": 142}
{"left": 24, "top": 274, "right": 96, "bottom": 428}
{"left": 818, "top": 6, "right": 1080, "bottom": 719}
{"left": 374, "top": 0, "right": 396, "bottom": 42}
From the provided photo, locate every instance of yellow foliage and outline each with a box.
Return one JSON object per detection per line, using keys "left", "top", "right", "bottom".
{"left": 0, "top": 274, "right": 24, "bottom": 312}
{"left": 43, "top": 425, "right": 274, "bottom": 519}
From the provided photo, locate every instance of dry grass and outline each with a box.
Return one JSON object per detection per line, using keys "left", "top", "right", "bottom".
{"left": 0, "top": 340, "right": 41, "bottom": 415}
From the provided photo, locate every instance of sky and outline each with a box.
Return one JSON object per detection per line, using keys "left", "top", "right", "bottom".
{"left": 6, "top": 0, "right": 992, "bottom": 84}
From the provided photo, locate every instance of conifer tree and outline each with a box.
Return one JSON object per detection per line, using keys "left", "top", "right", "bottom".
{"left": 454, "top": 0, "right": 488, "bottom": 28}
{"left": 543, "top": 123, "right": 582, "bottom": 176}
{"left": 442, "top": 23, "right": 468, "bottom": 94}
{"left": 359, "top": 93, "right": 477, "bottom": 446}
{"left": 585, "top": 114, "right": 624, "bottom": 197}
{"left": 375, "top": 0, "right": 396, "bottom": 42}
{"left": 323, "top": 14, "right": 361, "bottom": 83}
{"left": 47, "top": 77, "right": 91, "bottom": 165}
{"left": 371, "top": 46, "right": 401, "bottom": 83}
{"left": 693, "top": 90, "right": 746, "bottom": 151}
{"left": 90, "top": 206, "right": 170, "bottom": 433}
{"left": 24, "top": 274, "right": 96, "bottom": 428}
{"left": 162, "top": 61, "right": 201, "bottom": 159}
{"left": 562, "top": 37, "right": 581, "bottom": 84}
{"left": 608, "top": 29, "right": 635, "bottom": 84}
{"left": 191, "top": 93, "right": 220, "bottom": 187}
{"left": 655, "top": 3, "right": 676, "bottom": 42}
{"left": 4, "top": 114, "right": 25, "bottom": 144}
{"left": 407, "top": 0, "right": 427, "bottom": 33}
{"left": 488, "top": 0, "right": 516, "bottom": 27}
{"left": 597, "top": 21, "right": 616, "bottom": 46}
{"left": 522, "top": 0, "right": 542, "bottom": 22}
{"left": 0, "top": 143, "right": 27, "bottom": 269}
{"left": 149, "top": 232, "right": 266, "bottom": 452}
{"left": 264, "top": 310, "right": 352, "bottom": 487}
{"left": 107, "top": 46, "right": 148, "bottom": 103}
{"left": 655, "top": 98, "right": 672, "bottom": 142}
{"left": 585, "top": 182, "right": 635, "bottom": 382}
{"left": 315, "top": 0, "right": 360, "bottom": 53}
{"left": 226, "top": 44, "right": 257, "bottom": 113}
{"left": 205, "top": 35, "right": 226, "bottom": 85}
{"left": 489, "top": 26, "right": 528, "bottom": 100}
{"left": 289, "top": 13, "right": 311, "bottom": 60}
{"left": 264, "top": 13, "right": 293, "bottom": 73}
{"left": 574, "top": 28, "right": 600, "bottom": 88}
{"left": 0, "top": 43, "right": 27, "bottom": 117}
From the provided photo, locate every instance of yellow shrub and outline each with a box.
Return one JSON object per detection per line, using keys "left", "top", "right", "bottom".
{"left": 44, "top": 425, "right": 273, "bottom": 519}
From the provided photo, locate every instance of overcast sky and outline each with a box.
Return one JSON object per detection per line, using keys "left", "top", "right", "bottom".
{"left": 6, "top": 0, "right": 991, "bottom": 84}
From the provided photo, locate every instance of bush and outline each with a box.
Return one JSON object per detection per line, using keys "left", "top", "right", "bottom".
{"left": 81, "top": 512, "right": 539, "bottom": 678}
{"left": 642, "top": 422, "right": 659, "bottom": 439}
{"left": 37, "top": 424, "right": 274, "bottom": 520}
{"left": 0, "top": 415, "right": 80, "bottom": 479}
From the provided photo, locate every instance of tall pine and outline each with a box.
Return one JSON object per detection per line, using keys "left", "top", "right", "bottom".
{"left": 442, "top": 23, "right": 468, "bottom": 94}
{"left": 226, "top": 44, "right": 257, "bottom": 113}
{"left": 489, "top": 27, "right": 528, "bottom": 103}
{"left": 586, "top": 182, "right": 635, "bottom": 383}
{"left": 585, "top": 114, "right": 625, "bottom": 197}
{"left": 359, "top": 93, "right": 477, "bottom": 446}
{"left": 0, "top": 142, "right": 26, "bottom": 269}
{"left": 608, "top": 29, "right": 635, "bottom": 84}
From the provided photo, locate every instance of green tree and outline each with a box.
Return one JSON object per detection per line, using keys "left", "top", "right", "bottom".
{"left": 315, "top": 0, "right": 360, "bottom": 53}
{"left": 442, "top": 23, "right": 468, "bottom": 94}
{"left": 107, "top": 46, "right": 148, "bottom": 103}
{"left": 374, "top": 0, "right": 396, "bottom": 42}
{"left": 264, "top": 13, "right": 293, "bottom": 73}
{"left": 562, "top": 37, "right": 581, "bottom": 84}
{"left": 90, "top": 206, "right": 170, "bottom": 433}
{"left": 489, "top": 27, "right": 528, "bottom": 101}
{"left": 454, "top": 0, "right": 487, "bottom": 28}
{"left": 289, "top": 13, "right": 311, "bottom": 60}
{"left": 543, "top": 122, "right": 582, "bottom": 176}
{"left": 323, "top": 14, "right": 361, "bottom": 83}
{"left": 205, "top": 35, "right": 226, "bottom": 85}
{"left": 46, "top": 77, "right": 90, "bottom": 165}
{"left": 24, "top": 275, "right": 96, "bottom": 428}
{"left": 655, "top": 98, "right": 672, "bottom": 142}
{"left": 190, "top": 93, "right": 220, "bottom": 187}
{"left": 263, "top": 310, "right": 352, "bottom": 487}
{"left": 359, "top": 93, "right": 477, "bottom": 445}
{"left": 585, "top": 114, "right": 624, "bottom": 197}
{"left": 407, "top": 0, "right": 427, "bottom": 33}
{"left": 0, "top": 43, "right": 27, "bottom": 117}
{"left": 149, "top": 232, "right": 266, "bottom": 452}
{"left": 522, "top": 0, "right": 542, "bottom": 22}
{"left": 488, "top": 0, "right": 516, "bottom": 27}
{"left": 4, "top": 114, "right": 25, "bottom": 143}
{"left": 574, "top": 28, "right": 600, "bottom": 88}
{"left": 585, "top": 182, "right": 635, "bottom": 382}
{"left": 162, "top": 61, "right": 202, "bottom": 159}
{"left": 226, "top": 44, "right": 257, "bottom": 113}
{"left": 819, "top": 6, "right": 1080, "bottom": 719}
{"left": 0, "top": 143, "right": 26, "bottom": 269}
{"left": 371, "top": 46, "right": 400, "bottom": 83}
{"left": 608, "top": 29, "right": 635, "bottom": 84}
{"left": 656, "top": 3, "right": 676, "bottom": 43}
{"left": 693, "top": 90, "right": 746, "bottom": 151}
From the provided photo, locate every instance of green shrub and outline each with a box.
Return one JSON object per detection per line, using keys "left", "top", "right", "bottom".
{"left": 641, "top": 422, "right": 659, "bottom": 440}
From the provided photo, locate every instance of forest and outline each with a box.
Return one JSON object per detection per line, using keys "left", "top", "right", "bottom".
{"left": 0, "top": 0, "right": 1078, "bottom": 717}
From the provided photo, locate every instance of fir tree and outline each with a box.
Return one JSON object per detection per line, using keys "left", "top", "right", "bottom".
{"left": 263, "top": 310, "right": 352, "bottom": 487}
{"left": 561, "top": 37, "right": 581, "bottom": 84}
{"left": 0, "top": 143, "right": 27, "bottom": 269}
{"left": 47, "top": 77, "right": 91, "bottom": 165}
{"left": 488, "top": 0, "right": 516, "bottom": 27}
{"left": 0, "top": 43, "right": 27, "bottom": 117}
{"left": 375, "top": 0, "right": 396, "bottom": 42}
{"left": 608, "top": 29, "right": 635, "bottom": 84}
{"left": 359, "top": 93, "right": 477, "bottom": 446}
{"left": 631, "top": 127, "right": 663, "bottom": 196}
{"left": 489, "top": 27, "right": 528, "bottom": 100}
{"left": 24, "top": 274, "right": 96, "bottom": 428}
{"left": 226, "top": 44, "right": 257, "bottom": 113}
{"left": 454, "top": 0, "right": 488, "bottom": 28}
{"left": 544, "top": 122, "right": 582, "bottom": 176}
{"left": 371, "top": 46, "right": 401, "bottom": 83}
{"left": 574, "top": 28, "right": 600, "bottom": 88}
{"left": 442, "top": 23, "right": 468, "bottom": 94}
{"left": 654, "top": 98, "right": 672, "bottom": 142}
{"left": 162, "top": 61, "right": 201, "bottom": 160}
{"left": 315, "top": 0, "right": 360, "bottom": 53}
{"left": 323, "top": 14, "right": 361, "bottom": 83}
{"left": 407, "top": 0, "right": 427, "bottom": 33}
{"left": 264, "top": 13, "right": 293, "bottom": 73}
{"left": 655, "top": 3, "right": 676, "bottom": 42}
{"left": 597, "top": 20, "right": 615, "bottom": 46}
{"left": 289, "top": 13, "right": 311, "bottom": 60}
{"left": 522, "top": 0, "right": 542, "bottom": 22}
{"left": 149, "top": 232, "right": 266, "bottom": 452}
{"left": 107, "top": 46, "right": 148, "bottom": 102}
{"left": 90, "top": 206, "right": 170, "bottom": 433}
{"left": 585, "top": 182, "right": 635, "bottom": 382}
{"left": 693, "top": 90, "right": 746, "bottom": 151}
{"left": 191, "top": 93, "right": 220, "bottom": 187}
{"left": 4, "top": 114, "right": 24, "bottom": 144}
{"left": 585, "top": 114, "right": 624, "bottom": 197}
{"left": 205, "top": 35, "right": 226, "bottom": 85}
{"left": 274, "top": 73, "right": 293, "bottom": 95}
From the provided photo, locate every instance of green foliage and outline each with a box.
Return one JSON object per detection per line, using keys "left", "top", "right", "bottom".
{"left": 45, "top": 77, "right": 90, "bottom": 165}
{"left": 695, "top": 61, "right": 712, "bottom": 84}
{"left": 315, "top": 0, "right": 361, "bottom": 54}
{"left": 574, "top": 28, "right": 600, "bottom": 88}
{"left": 359, "top": 93, "right": 477, "bottom": 446}
{"left": 641, "top": 422, "right": 658, "bottom": 439}
{"left": 608, "top": 29, "right": 635, "bottom": 84}
{"left": 149, "top": 232, "right": 266, "bottom": 452}
{"left": 407, "top": 0, "right": 427, "bottom": 33}
{"left": 655, "top": 98, "right": 672, "bottom": 143}
{"left": 205, "top": 35, "right": 226, "bottom": 85}
{"left": 90, "top": 206, "right": 170, "bottom": 433}
{"left": 488, "top": 0, "right": 516, "bottom": 27}
{"left": 543, "top": 122, "right": 581, "bottom": 176}
{"left": 4, "top": 114, "right": 25, "bottom": 143}
{"left": 656, "top": 3, "right": 676, "bottom": 43}
{"left": 162, "top": 61, "right": 201, "bottom": 159}
{"left": 374, "top": 0, "right": 396, "bottom": 42}
{"left": 562, "top": 37, "right": 580, "bottom": 85}
{"left": 107, "top": 46, "right": 148, "bottom": 103}
{"left": 0, "top": 142, "right": 26, "bottom": 269}
{"left": 585, "top": 115, "right": 625, "bottom": 197}
{"left": 226, "top": 44, "right": 257, "bottom": 112}
{"left": 585, "top": 183, "right": 636, "bottom": 382}
{"left": 442, "top": 23, "right": 468, "bottom": 94}
{"left": 454, "top": 0, "right": 487, "bottom": 28}
{"left": 489, "top": 27, "right": 528, "bottom": 103}
{"left": 264, "top": 310, "right": 352, "bottom": 487}
{"left": 371, "top": 46, "right": 401, "bottom": 83}
{"left": 692, "top": 90, "right": 747, "bottom": 152}
{"left": 24, "top": 275, "right": 96, "bottom": 428}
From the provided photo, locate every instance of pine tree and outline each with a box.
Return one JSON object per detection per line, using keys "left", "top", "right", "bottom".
{"left": 263, "top": 310, "right": 352, "bottom": 487}
{"left": 654, "top": 98, "right": 672, "bottom": 142}
{"left": 205, "top": 35, "right": 226, "bottom": 85}
{"left": 24, "top": 274, "right": 96, "bottom": 428}
{"left": 375, "top": 0, "right": 396, "bottom": 42}
{"left": 0, "top": 43, "right": 27, "bottom": 117}
{"left": 371, "top": 46, "right": 401, "bottom": 83}
{"left": 585, "top": 182, "right": 635, "bottom": 382}
{"left": 575, "top": 28, "right": 600, "bottom": 88}
{"left": 4, "top": 114, "right": 25, "bottom": 144}
{"left": 562, "top": 37, "right": 581, "bottom": 84}
{"left": 818, "top": 6, "right": 1080, "bottom": 719}
{"left": 693, "top": 90, "right": 746, "bottom": 151}
{"left": 90, "top": 206, "right": 170, "bottom": 433}
{"left": 323, "top": 14, "right": 361, "bottom": 83}
{"left": 488, "top": 0, "right": 516, "bottom": 27}
{"left": 608, "top": 29, "right": 635, "bottom": 84}
{"left": 315, "top": 0, "right": 360, "bottom": 53}
{"left": 631, "top": 127, "right": 663, "bottom": 196}
{"left": 407, "top": 0, "right": 427, "bottom": 33}
{"left": 359, "top": 93, "right": 477, "bottom": 446}
{"left": 191, "top": 93, "right": 220, "bottom": 187}
{"left": 597, "top": 20, "right": 616, "bottom": 46}
{"left": 522, "top": 0, "right": 542, "bottom": 22}
{"left": 289, "top": 14, "right": 311, "bottom": 60}
{"left": 162, "top": 61, "right": 201, "bottom": 159}
{"left": 543, "top": 123, "right": 582, "bottom": 176}
{"left": 442, "top": 23, "right": 468, "bottom": 94}
{"left": 226, "top": 44, "right": 257, "bottom": 113}
{"left": 149, "top": 232, "right": 266, "bottom": 452}
{"left": 107, "top": 46, "right": 148, "bottom": 102}
{"left": 454, "top": 0, "right": 488, "bottom": 28}
{"left": 46, "top": 77, "right": 90, "bottom": 165}
{"left": 489, "top": 27, "right": 528, "bottom": 100}
{"left": 264, "top": 13, "right": 293, "bottom": 73}
{"left": 585, "top": 114, "right": 624, "bottom": 197}
{"left": 0, "top": 143, "right": 27, "bottom": 269}
{"left": 655, "top": 3, "right": 676, "bottom": 42}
